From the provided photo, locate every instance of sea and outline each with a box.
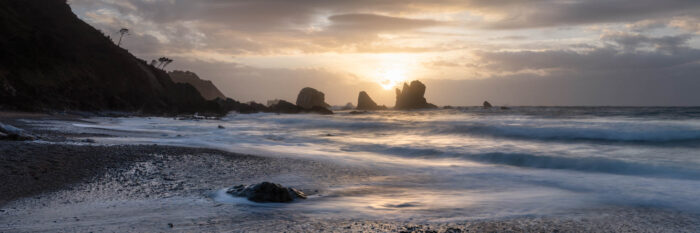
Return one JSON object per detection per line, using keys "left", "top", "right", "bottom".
{"left": 65, "top": 107, "right": 700, "bottom": 221}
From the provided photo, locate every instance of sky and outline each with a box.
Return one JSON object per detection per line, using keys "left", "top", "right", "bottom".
{"left": 67, "top": 0, "right": 700, "bottom": 106}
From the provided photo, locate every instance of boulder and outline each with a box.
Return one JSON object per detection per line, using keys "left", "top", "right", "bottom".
{"left": 226, "top": 182, "right": 307, "bottom": 203}
{"left": 296, "top": 87, "right": 330, "bottom": 110}
{"left": 483, "top": 101, "right": 493, "bottom": 109}
{"left": 357, "top": 91, "right": 387, "bottom": 110}
{"left": 395, "top": 80, "right": 437, "bottom": 110}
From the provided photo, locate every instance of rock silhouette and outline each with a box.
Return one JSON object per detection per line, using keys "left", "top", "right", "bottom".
{"left": 0, "top": 0, "right": 244, "bottom": 115}
{"left": 357, "top": 91, "right": 387, "bottom": 110}
{"left": 296, "top": 87, "right": 330, "bottom": 110}
{"left": 226, "top": 182, "right": 306, "bottom": 203}
{"left": 483, "top": 101, "right": 493, "bottom": 109}
{"left": 267, "top": 99, "right": 332, "bottom": 115}
{"left": 267, "top": 100, "right": 302, "bottom": 114}
{"left": 394, "top": 81, "right": 437, "bottom": 110}
{"left": 168, "top": 70, "right": 226, "bottom": 100}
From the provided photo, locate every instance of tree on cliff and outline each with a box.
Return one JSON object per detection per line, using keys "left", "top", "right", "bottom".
{"left": 117, "top": 28, "right": 129, "bottom": 47}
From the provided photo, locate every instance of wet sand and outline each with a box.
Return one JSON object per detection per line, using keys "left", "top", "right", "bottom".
{"left": 1, "top": 112, "right": 700, "bottom": 232}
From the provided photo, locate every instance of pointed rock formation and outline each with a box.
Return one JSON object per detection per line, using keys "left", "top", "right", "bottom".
{"left": 168, "top": 70, "right": 226, "bottom": 100}
{"left": 483, "top": 101, "right": 493, "bottom": 109}
{"left": 296, "top": 87, "right": 330, "bottom": 110}
{"left": 357, "top": 91, "right": 387, "bottom": 110}
{"left": 394, "top": 80, "right": 437, "bottom": 110}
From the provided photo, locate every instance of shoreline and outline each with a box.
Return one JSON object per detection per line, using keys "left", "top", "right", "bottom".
{"left": 2, "top": 113, "right": 700, "bottom": 232}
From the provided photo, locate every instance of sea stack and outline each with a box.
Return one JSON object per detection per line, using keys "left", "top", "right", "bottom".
{"left": 296, "top": 87, "right": 330, "bottom": 109}
{"left": 483, "top": 101, "right": 493, "bottom": 109}
{"left": 356, "top": 91, "right": 386, "bottom": 110}
{"left": 394, "top": 80, "right": 437, "bottom": 110}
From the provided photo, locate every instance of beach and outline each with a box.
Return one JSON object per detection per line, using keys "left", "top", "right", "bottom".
{"left": 2, "top": 109, "right": 700, "bottom": 232}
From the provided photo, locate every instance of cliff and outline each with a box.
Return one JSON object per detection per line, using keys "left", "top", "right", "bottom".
{"left": 0, "top": 0, "right": 222, "bottom": 114}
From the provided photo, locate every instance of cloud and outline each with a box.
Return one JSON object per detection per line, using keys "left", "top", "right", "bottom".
{"left": 472, "top": 0, "right": 700, "bottom": 29}
{"left": 327, "top": 13, "right": 443, "bottom": 32}
{"left": 425, "top": 33, "right": 700, "bottom": 106}
{"left": 65, "top": 0, "right": 700, "bottom": 106}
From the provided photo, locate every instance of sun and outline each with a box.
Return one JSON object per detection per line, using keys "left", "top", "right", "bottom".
{"left": 377, "top": 66, "right": 407, "bottom": 90}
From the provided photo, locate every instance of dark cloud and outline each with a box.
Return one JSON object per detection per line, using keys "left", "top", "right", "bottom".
{"left": 476, "top": 34, "right": 699, "bottom": 72}
{"left": 446, "top": 34, "right": 700, "bottom": 106}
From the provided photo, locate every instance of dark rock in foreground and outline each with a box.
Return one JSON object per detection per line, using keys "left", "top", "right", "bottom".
{"left": 483, "top": 101, "right": 493, "bottom": 109}
{"left": 357, "top": 91, "right": 387, "bottom": 110}
{"left": 395, "top": 81, "right": 437, "bottom": 110}
{"left": 296, "top": 87, "right": 330, "bottom": 110}
{"left": 226, "top": 182, "right": 306, "bottom": 203}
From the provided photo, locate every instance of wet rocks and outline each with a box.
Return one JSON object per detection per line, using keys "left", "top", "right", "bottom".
{"left": 357, "top": 91, "right": 387, "bottom": 110}
{"left": 226, "top": 182, "right": 307, "bottom": 203}
{"left": 395, "top": 81, "right": 437, "bottom": 110}
{"left": 483, "top": 101, "right": 493, "bottom": 109}
{"left": 296, "top": 87, "right": 330, "bottom": 110}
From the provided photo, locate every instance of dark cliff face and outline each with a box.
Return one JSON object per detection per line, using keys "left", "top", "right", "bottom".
{"left": 0, "top": 0, "right": 220, "bottom": 114}
{"left": 169, "top": 71, "right": 227, "bottom": 101}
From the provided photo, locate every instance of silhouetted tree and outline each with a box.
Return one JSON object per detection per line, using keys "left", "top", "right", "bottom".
{"left": 162, "top": 58, "right": 173, "bottom": 69}
{"left": 117, "top": 28, "right": 129, "bottom": 47}
{"left": 157, "top": 57, "right": 167, "bottom": 68}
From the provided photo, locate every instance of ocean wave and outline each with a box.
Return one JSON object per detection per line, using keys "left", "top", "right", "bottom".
{"left": 466, "top": 152, "right": 700, "bottom": 179}
{"left": 341, "top": 144, "right": 700, "bottom": 179}
{"left": 439, "top": 122, "right": 700, "bottom": 143}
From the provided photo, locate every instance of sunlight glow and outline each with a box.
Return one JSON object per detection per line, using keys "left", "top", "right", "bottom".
{"left": 377, "top": 66, "right": 408, "bottom": 90}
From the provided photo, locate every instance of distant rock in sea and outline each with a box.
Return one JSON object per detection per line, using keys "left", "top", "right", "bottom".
{"left": 267, "top": 100, "right": 302, "bottom": 114}
{"left": 168, "top": 70, "right": 226, "bottom": 100}
{"left": 395, "top": 81, "right": 437, "bottom": 110}
{"left": 341, "top": 102, "right": 354, "bottom": 110}
{"left": 357, "top": 91, "right": 387, "bottom": 110}
{"left": 226, "top": 182, "right": 306, "bottom": 203}
{"left": 483, "top": 101, "right": 493, "bottom": 109}
{"left": 296, "top": 87, "right": 330, "bottom": 110}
